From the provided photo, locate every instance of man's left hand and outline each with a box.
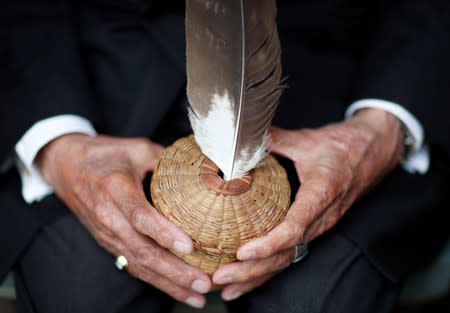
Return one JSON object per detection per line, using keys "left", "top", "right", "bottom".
{"left": 212, "top": 108, "right": 405, "bottom": 301}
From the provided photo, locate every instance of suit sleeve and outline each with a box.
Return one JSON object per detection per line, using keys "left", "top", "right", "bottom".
{"left": 350, "top": 0, "right": 450, "bottom": 157}
{"left": 0, "top": 0, "right": 98, "bottom": 171}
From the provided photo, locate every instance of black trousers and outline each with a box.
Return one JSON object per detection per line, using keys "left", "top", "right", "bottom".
{"left": 14, "top": 214, "right": 399, "bottom": 313}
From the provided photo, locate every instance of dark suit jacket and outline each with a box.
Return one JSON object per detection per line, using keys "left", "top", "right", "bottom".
{"left": 1, "top": 0, "right": 449, "bottom": 284}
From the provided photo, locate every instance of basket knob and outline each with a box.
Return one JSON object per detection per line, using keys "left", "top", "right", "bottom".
{"left": 200, "top": 158, "right": 253, "bottom": 196}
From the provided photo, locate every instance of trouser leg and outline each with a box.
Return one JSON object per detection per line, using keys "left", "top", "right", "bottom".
{"left": 14, "top": 214, "right": 174, "bottom": 313}
{"left": 226, "top": 233, "right": 399, "bottom": 313}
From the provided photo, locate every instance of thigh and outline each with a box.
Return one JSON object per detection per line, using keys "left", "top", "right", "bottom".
{"left": 226, "top": 233, "right": 399, "bottom": 313}
{"left": 14, "top": 214, "right": 174, "bottom": 313}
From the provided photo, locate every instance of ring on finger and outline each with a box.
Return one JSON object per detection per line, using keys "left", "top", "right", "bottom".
{"left": 115, "top": 255, "right": 129, "bottom": 271}
{"left": 292, "top": 244, "right": 309, "bottom": 264}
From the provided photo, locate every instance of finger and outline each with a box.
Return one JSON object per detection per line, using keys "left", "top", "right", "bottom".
{"left": 213, "top": 248, "right": 293, "bottom": 285}
{"left": 87, "top": 212, "right": 202, "bottom": 304}
{"left": 127, "top": 199, "right": 194, "bottom": 255}
{"left": 124, "top": 252, "right": 207, "bottom": 309}
{"left": 130, "top": 238, "right": 212, "bottom": 293}
{"left": 106, "top": 172, "right": 194, "bottom": 255}
{"left": 103, "top": 237, "right": 207, "bottom": 309}
{"left": 221, "top": 273, "right": 276, "bottom": 302}
{"left": 93, "top": 210, "right": 211, "bottom": 293}
{"left": 107, "top": 208, "right": 211, "bottom": 294}
{"left": 78, "top": 208, "right": 203, "bottom": 305}
{"left": 268, "top": 126, "right": 306, "bottom": 160}
{"left": 303, "top": 201, "right": 344, "bottom": 242}
{"left": 237, "top": 179, "right": 330, "bottom": 260}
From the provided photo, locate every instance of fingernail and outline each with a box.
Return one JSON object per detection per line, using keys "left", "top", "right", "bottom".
{"left": 223, "top": 290, "right": 242, "bottom": 301}
{"left": 237, "top": 249, "right": 256, "bottom": 260}
{"left": 174, "top": 240, "right": 192, "bottom": 255}
{"left": 192, "top": 279, "right": 210, "bottom": 294}
{"left": 185, "top": 296, "right": 205, "bottom": 309}
{"left": 214, "top": 275, "right": 232, "bottom": 285}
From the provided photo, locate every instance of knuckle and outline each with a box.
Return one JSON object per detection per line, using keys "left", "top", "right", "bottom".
{"left": 130, "top": 207, "right": 148, "bottom": 230}
{"left": 274, "top": 254, "right": 290, "bottom": 272}
{"left": 145, "top": 215, "right": 171, "bottom": 245}
{"left": 148, "top": 216, "right": 163, "bottom": 234}
{"left": 308, "top": 177, "right": 338, "bottom": 206}
{"left": 102, "top": 171, "right": 130, "bottom": 193}
{"left": 183, "top": 269, "right": 197, "bottom": 282}
{"left": 171, "top": 265, "right": 193, "bottom": 279}
{"left": 246, "top": 264, "right": 262, "bottom": 280}
{"left": 290, "top": 223, "right": 305, "bottom": 245}
{"left": 166, "top": 268, "right": 192, "bottom": 286}
{"left": 234, "top": 271, "right": 251, "bottom": 283}
{"left": 132, "top": 138, "right": 154, "bottom": 154}
{"left": 149, "top": 246, "right": 163, "bottom": 261}
{"left": 97, "top": 229, "right": 112, "bottom": 244}
{"left": 136, "top": 246, "right": 156, "bottom": 264}
{"left": 316, "top": 162, "right": 334, "bottom": 178}
{"left": 93, "top": 205, "right": 113, "bottom": 228}
{"left": 167, "top": 261, "right": 195, "bottom": 283}
{"left": 92, "top": 231, "right": 110, "bottom": 248}
{"left": 290, "top": 224, "right": 304, "bottom": 245}
{"left": 307, "top": 179, "right": 327, "bottom": 200}
{"left": 283, "top": 224, "right": 295, "bottom": 244}
{"left": 356, "top": 126, "right": 377, "bottom": 145}
{"left": 282, "top": 221, "right": 304, "bottom": 246}
{"left": 129, "top": 263, "right": 153, "bottom": 282}
{"left": 154, "top": 259, "right": 204, "bottom": 289}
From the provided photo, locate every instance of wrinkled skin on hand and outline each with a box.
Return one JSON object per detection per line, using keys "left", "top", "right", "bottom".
{"left": 37, "top": 134, "right": 212, "bottom": 309}
{"left": 213, "top": 108, "right": 404, "bottom": 301}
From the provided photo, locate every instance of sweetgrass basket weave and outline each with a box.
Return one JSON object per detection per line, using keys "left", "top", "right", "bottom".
{"left": 150, "top": 135, "right": 291, "bottom": 276}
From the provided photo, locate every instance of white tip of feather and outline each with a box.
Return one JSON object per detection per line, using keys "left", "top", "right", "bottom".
{"left": 189, "top": 91, "right": 235, "bottom": 179}
{"left": 189, "top": 91, "right": 269, "bottom": 181}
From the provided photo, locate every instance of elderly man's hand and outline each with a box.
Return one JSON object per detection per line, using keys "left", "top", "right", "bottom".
{"left": 37, "top": 134, "right": 211, "bottom": 308}
{"left": 213, "top": 108, "right": 404, "bottom": 301}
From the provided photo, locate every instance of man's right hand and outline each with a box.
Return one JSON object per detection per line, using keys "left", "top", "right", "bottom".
{"left": 37, "top": 134, "right": 211, "bottom": 308}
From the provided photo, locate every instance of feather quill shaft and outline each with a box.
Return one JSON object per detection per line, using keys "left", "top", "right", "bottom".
{"left": 186, "top": 0, "right": 284, "bottom": 180}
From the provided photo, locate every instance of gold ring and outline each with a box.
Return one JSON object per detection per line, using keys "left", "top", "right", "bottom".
{"left": 115, "top": 255, "right": 129, "bottom": 271}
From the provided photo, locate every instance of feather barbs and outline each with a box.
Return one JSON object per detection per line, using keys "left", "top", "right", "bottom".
{"left": 186, "top": 0, "right": 284, "bottom": 181}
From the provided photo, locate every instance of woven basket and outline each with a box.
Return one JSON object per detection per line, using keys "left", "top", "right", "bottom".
{"left": 150, "top": 135, "right": 291, "bottom": 277}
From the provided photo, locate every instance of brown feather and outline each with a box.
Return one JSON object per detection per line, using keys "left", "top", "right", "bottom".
{"left": 186, "top": 0, "right": 284, "bottom": 180}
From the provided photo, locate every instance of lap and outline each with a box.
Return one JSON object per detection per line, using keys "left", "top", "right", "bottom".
{"left": 14, "top": 214, "right": 173, "bottom": 313}
{"left": 226, "top": 233, "right": 399, "bottom": 313}
{"left": 14, "top": 213, "right": 399, "bottom": 313}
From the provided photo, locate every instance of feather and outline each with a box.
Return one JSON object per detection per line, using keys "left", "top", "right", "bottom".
{"left": 186, "top": 0, "right": 284, "bottom": 181}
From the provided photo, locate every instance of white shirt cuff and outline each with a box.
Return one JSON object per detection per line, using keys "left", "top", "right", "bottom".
{"left": 15, "top": 115, "right": 97, "bottom": 203}
{"left": 345, "top": 99, "right": 429, "bottom": 175}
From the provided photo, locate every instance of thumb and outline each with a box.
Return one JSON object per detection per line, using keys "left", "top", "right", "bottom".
{"left": 269, "top": 126, "right": 300, "bottom": 160}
